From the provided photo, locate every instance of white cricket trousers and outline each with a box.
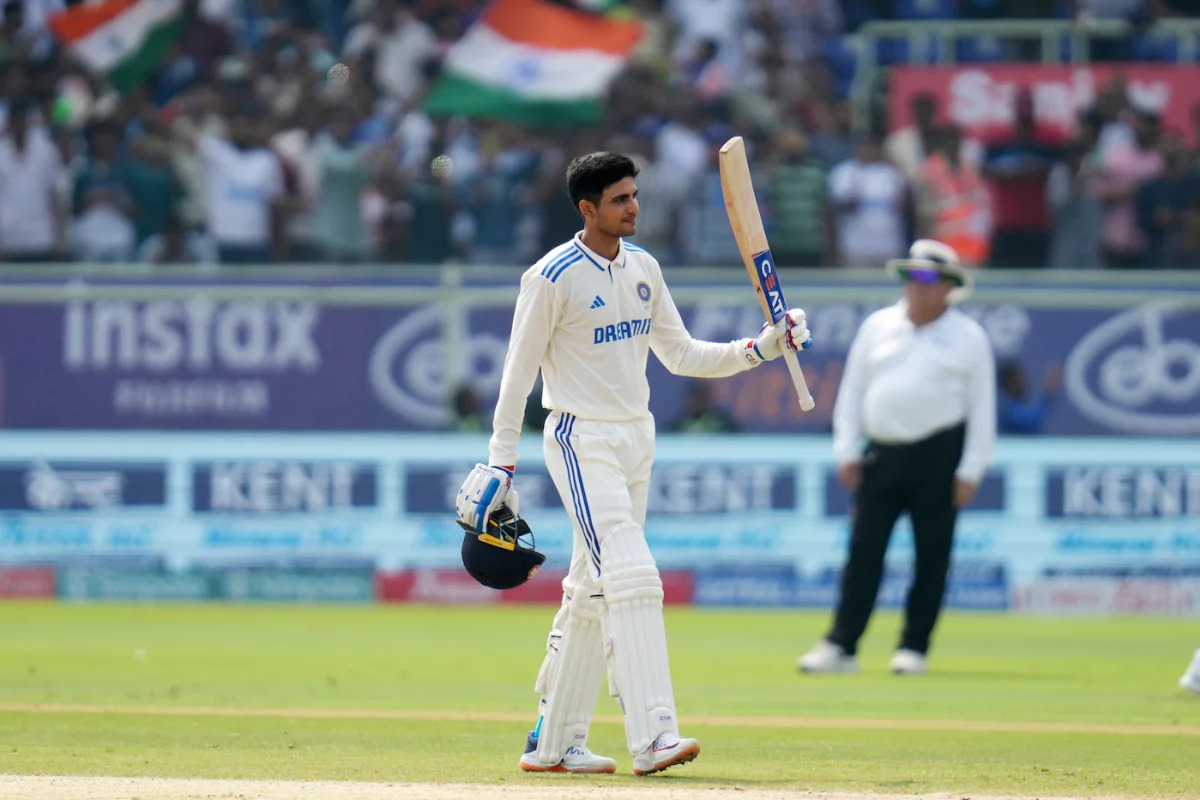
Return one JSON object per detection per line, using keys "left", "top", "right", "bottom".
{"left": 536, "top": 410, "right": 680, "bottom": 757}
{"left": 542, "top": 410, "right": 655, "bottom": 582}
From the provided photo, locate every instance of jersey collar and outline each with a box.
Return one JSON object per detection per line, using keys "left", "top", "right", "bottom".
{"left": 573, "top": 232, "right": 627, "bottom": 270}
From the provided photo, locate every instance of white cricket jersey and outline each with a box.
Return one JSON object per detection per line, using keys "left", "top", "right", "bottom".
{"left": 832, "top": 301, "right": 997, "bottom": 482}
{"left": 488, "top": 233, "right": 756, "bottom": 468}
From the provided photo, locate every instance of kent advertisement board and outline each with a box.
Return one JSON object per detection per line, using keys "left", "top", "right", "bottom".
{"left": 0, "top": 283, "right": 1196, "bottom": 437}
{"left": 0, "top": 432, "right": 1195, "bottom": 612}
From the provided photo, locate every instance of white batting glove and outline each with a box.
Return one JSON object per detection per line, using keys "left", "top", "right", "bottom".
{"left": 455, "top": 464, "right": 520, "bottom": 532}
{"left": 742, "top": 309, "right": 811, "bottom": 365}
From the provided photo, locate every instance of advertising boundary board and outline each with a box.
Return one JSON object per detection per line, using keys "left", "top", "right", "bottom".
{"left": 1, "top": 272, "right": 1196, "bottom": 436}
{"left": 0, "top": 431, "right": 1195, "bottom": 613}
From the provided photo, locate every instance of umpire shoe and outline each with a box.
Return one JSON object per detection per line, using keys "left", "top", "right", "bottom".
{"left": 797, "top": 640, "right": 860, "bottom": 673}
{"left": 519, "top": 732, "right": 617, "bottom": 774}
{"left": 1180, "top": 649, "right": 1200, "bottom": 694}
{"left": 889, "top": 648, "right": 928, "bottom": 675}
{"left": 632, "top": 732, "right": 701, "bottom": 776}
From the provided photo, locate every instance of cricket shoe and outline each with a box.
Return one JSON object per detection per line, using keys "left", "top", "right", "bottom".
{"left": 889, "top": 648, "right": 928, "bottom": 675}
{"left": 1180, "top": 648, "right": 1200, "bottom": 695}
{"left": 632, "top": 732, "right": 701, "bottom": 776}
{"left": 797, "top": 640, "right": 859, "bottom": 673}
{"left": 519, "top": 732, "right": 617, "bottom": 774}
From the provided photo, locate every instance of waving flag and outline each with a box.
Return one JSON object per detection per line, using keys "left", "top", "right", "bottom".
{"left": 424, "top": 0, "right": 643, "bottom": 126}
{"left": 49, "top": 0, "right": 185, "bottom": 93}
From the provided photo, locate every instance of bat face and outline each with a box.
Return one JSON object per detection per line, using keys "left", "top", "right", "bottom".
{"left": 720, "top": 134, "right": 815, "bottom": 411}
{"left": 752, "top": 251, "right": 788, "bottom": 325}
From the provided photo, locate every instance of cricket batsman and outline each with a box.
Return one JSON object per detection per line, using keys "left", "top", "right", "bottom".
{"left": 455, "top": 152, "right": 812, "bottom": 775}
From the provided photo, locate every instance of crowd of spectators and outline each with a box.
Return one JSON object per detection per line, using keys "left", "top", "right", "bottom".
{"left": 0, "top": 0, "right": 1198, "bottom": 268}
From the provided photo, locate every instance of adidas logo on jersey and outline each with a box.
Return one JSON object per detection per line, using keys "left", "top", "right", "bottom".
{"left": 590, "top": 296, "right": 606, "bottom": 309}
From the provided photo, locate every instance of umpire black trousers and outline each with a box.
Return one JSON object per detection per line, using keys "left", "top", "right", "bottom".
{"left": 827, "top": 423, "right": 966, "bottom": 656}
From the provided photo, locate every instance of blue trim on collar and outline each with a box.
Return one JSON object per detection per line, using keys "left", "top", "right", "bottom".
{"left": 572, "top": 241, "right": 610, "bottom": 272}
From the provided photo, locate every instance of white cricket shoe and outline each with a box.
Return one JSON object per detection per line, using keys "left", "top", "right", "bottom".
{"left": 519, "top": 732, "right": 617, "bottom": 774}
{"left": 797, "top": 640, "right": 859, "bottom": 673}
{"left": 1179, "top": 648, "right": 1200, "bottom": 695}
{"left": 632, "top": 732, "right": 701, "bottom": 776}
{"left": 889, "top": 648, "right": 928, "bottom": 675}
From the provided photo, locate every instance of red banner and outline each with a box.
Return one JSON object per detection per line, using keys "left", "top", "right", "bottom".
{"left": 376, "top": 569, "right": 695, "bottom": 605}
{"left": 0, "top": 566, "right": 57, "bottom": 598}
{"left": 889, "top": 65, "right": 1200, "bottom": 145}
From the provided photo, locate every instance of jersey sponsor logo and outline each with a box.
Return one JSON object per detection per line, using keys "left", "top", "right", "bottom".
{"left": 636, "top": 281, "right": 652, "bottom": 304}
{"left": 590, "top": 295, "right": 606, "bottom": 309}
{"left": 593, "top": 318, "right": 652, "bottom": 344}
{"left": 752, "top": 250, "right": 787, "bottom": 323}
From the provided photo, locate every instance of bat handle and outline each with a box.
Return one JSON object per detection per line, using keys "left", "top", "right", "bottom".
{"left": 783, "top": 350, "right": 815, "bottom": 411}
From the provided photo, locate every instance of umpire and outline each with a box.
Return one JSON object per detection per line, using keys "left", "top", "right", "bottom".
{"left": 799, "top": 239, "right": 996, "bottom": 675}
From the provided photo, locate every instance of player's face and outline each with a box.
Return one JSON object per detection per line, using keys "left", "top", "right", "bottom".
{"left": 596, "top": 177, "right": 639, "bottom": 237}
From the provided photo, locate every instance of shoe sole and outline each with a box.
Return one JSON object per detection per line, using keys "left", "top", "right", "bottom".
{"left": 520, "top": 761, "right": 616, "bottom": 774}
{"left": 633, "top": 742, "right": 701, "bottom": 776}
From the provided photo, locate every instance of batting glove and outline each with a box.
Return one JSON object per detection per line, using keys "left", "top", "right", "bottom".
{"left": 743, "top": 309, "right": 812, "bottom": 364}
{"left": 456, "top": 464, "right": 520, "bottom": 532}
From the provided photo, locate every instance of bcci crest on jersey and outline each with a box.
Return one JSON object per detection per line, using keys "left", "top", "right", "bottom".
{"left": 594, "top": 318, "right": 652, "bottom": 344}
{"left": 636, "top": 281, "right": 652, "bottom": 304}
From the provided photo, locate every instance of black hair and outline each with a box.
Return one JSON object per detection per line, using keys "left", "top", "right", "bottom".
{"left": 565, "top": 152, "right": 639, "bottom": 215}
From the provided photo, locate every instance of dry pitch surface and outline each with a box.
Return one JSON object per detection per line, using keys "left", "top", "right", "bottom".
{"left": 3, "top": 705, "right": 1195, "bottom": 799}
{"left": 0, "top": 776, "right": 1122, "bottom": 800}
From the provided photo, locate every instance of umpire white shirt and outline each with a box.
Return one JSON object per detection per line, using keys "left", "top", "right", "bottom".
{"left": 832, "top": 301, "right": 996, "bottom": 483}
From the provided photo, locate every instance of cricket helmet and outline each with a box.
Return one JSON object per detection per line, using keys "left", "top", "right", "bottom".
{"left": 459, "top": 505, "right": 546, "bottom": 590}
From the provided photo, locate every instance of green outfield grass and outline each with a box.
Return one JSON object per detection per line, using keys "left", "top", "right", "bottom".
{"left": 0, "top": 602, "right": 1198, "bottom": 797}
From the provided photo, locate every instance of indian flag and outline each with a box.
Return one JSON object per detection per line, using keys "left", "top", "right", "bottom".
{"left": 49, "top": 0, "right": 186, "bottom": 93}
{"left": 425, "top": 0, "right": 643, "bottom": 126}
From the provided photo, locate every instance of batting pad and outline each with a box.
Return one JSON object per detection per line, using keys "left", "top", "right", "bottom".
{"left": 531, "top": 589, "right": 606, "bottom": 765}
{"left": 599, "top": 522, "right": 679, "bottom": 755}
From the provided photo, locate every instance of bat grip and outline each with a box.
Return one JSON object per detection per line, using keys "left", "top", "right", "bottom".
{"left": 783, "top": 350, "right": 815, "bottom": 411}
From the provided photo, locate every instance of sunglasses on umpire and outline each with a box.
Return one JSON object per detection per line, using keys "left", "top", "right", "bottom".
{"left": 903, "top": 268, "right": 948, "bottom": 284}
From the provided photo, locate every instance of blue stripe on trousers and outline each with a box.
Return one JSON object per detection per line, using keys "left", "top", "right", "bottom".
{"left": 555, "top": 413, "right": 601, "bottom": 575}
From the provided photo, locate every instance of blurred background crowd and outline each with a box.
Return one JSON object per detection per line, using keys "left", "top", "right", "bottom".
{"left": 1, "top": 0, "right": 1199, "bottom": 268}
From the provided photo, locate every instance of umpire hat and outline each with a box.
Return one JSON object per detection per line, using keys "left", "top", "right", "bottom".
{"left": 885, "top": 239, "right": 973, "bottom": 304}
{"left": 459, "top": 505, "right": 546, "bottom": 590}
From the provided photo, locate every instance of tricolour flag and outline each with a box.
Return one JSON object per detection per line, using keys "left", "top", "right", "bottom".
{"left": 49, "top": 0, "right": 185, "bottom": 93}
{"left": 424, "top": 0, "right": 643, "bottom": 126}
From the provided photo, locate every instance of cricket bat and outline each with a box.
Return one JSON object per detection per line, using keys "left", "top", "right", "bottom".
{"left": 718, "top": 136, "right": 816, "bottom": 412}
